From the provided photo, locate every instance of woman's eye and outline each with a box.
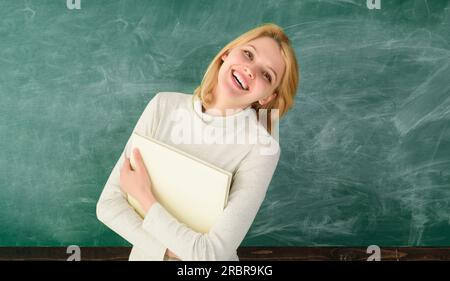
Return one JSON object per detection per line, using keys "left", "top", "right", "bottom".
{"left": 243, "top": 50, "right": 271, "bottom": 83}
{"left": 243, "top": 50, "right": 253, "bottom": 60}
{"left": 264, "top": 72, "right": 272, "bottom": 82}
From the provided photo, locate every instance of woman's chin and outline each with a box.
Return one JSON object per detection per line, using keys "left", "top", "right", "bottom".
{"left": 226, "top": 84, "right": 247, "bottom": 97}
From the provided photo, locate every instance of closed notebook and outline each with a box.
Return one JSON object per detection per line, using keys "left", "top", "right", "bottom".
{"left": 127, "top": 132, "right": 232, "bottom": 233}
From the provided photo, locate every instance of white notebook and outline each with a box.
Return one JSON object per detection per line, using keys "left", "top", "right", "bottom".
{"left": 127, "top": 132, "right": 232, "bottom": 233}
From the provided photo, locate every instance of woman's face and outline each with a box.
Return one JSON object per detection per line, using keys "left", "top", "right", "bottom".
{"left": 215, "top": 36, "right": 286, "bottom": 110}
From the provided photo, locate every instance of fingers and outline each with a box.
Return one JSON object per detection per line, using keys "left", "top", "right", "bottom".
{"left": 121, "top": 155, "right": 132, "bottom": 174}
{"left": 133, "top": 148, "right": 145, "bottom": 172}
{"left": 121, "top": 148, "right": 144, "bottom": 175}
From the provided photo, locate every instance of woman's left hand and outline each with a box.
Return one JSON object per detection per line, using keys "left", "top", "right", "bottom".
{"left": 120, "top": 148, "right": 156, "bottom": 214}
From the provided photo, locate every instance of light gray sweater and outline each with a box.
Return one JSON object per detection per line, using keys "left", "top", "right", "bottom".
{"left": 96, "top": 92, "right": 280, "bottom": 261}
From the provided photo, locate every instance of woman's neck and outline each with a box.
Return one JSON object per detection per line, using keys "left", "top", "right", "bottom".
{"left": 203, "top": 84, "right": 250, "bottom": 116}
{"left": 202, "top": 97, "right": 244, "bottom": 117}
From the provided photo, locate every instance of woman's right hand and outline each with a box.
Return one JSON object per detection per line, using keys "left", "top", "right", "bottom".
{"left": 165, "top": 248, "right": 181, "bottom": 260}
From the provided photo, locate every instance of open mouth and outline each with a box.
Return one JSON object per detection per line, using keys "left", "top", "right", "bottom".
{"left": 231, "top": 70, "right": 249, "bottom": 91}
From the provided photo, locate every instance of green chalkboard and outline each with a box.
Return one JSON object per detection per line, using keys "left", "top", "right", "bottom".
{"left": 0, "top": 0, "right": 449, "bottom": 247}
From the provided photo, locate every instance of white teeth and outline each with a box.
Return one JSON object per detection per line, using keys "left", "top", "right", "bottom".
{"left": 232, "top": 71, "right": 248, "bottom": 90}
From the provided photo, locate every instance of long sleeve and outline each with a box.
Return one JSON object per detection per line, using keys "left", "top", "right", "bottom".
{"left": 96, "top": 93, "right": 166, "bottom": 260}
{"left": 142, "top": 142, "right": 281, "bottom": 261}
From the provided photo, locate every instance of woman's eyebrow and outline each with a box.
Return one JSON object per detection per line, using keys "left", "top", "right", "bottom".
{"left": 247, "top": 44, "right": 278, "bottom": 82}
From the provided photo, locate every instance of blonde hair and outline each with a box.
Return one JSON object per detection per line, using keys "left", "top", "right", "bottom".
{"left": 193, "top": 23, "right": 299, "bottom": 133}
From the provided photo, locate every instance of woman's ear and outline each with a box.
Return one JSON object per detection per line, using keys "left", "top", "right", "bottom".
{"left": 258, "top": 92, "right": 278, "bottom": 106}
{"left": 221, "top": 52, "right": 228, "bottom": 62}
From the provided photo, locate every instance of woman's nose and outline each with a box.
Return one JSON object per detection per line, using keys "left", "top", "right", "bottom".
{"left": 244, "top": 67, "right": 254, "bottom": 80}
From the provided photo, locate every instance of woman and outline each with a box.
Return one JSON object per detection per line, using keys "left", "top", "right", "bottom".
{"left": 96, "top": 23, "right": 299, "bottom": 261}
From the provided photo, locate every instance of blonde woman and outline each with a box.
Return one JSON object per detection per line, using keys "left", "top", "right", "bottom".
{"left": 96, "top": 23, "right": 299, "bottom": 261}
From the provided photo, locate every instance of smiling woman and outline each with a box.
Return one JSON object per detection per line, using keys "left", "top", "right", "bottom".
{"left": 194, "top": 24, "right": 299, "bottom": 134}
{"left": 221, "top": 38, "right": 284, "bottom": 98}
{"left": 96, "top": 23, "right": 299, "bottom": 261}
